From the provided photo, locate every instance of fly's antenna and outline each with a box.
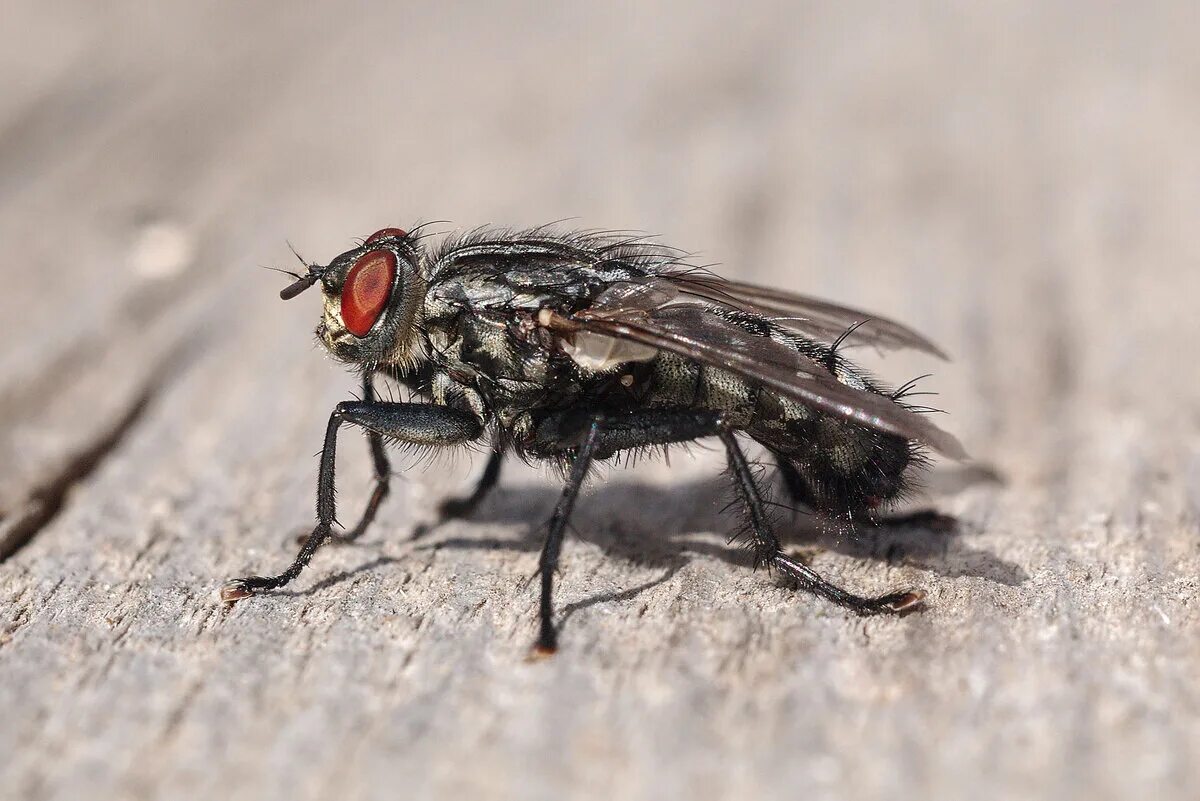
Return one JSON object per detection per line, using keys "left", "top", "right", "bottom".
{"left": 279, "top": 272, "right": 320, "bottom": 300}
{"left": 277, "top": 241, "right": 323, "bottom": 301}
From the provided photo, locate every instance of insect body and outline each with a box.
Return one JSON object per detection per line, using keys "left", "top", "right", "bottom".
{"left": 222, "top": 225, "right": 966, "bottom": 652}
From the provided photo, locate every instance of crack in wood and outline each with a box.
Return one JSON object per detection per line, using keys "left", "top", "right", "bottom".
{"left": 0, "top": 272, "right": 216, "bottom": 560}
{"left": 0, "top": 328, "right": 211, "bottom": 562}
{"left": 0, "top": 382, "right": 160, "bottom": 562}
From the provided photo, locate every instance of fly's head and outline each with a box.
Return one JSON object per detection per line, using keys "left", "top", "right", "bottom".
{"left": 280, "top": 227, "right": 426, "bottom": 369}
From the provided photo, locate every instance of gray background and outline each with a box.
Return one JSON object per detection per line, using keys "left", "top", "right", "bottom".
{"left": 1, "top": 2, "right": 1198, "bottom": 800}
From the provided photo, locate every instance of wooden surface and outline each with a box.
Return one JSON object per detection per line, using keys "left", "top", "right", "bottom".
{"left": 2, "top": 3, "right": 1198, "bottom": 800}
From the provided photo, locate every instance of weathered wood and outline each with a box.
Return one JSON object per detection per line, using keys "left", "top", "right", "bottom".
{"left": 2, "top": 3, "right": 1198, "bottom": 801}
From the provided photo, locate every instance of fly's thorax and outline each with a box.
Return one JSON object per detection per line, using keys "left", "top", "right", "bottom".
{"left": 314, "top": 235, "right": 427, "bottom": 369}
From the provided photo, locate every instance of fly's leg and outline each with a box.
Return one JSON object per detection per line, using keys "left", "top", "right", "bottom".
{"left": 332, "top": 373, "right": 392, "bottom": 543}
{"left": 532, "top": 409, "right": 725, "bottom": 653}
{"left": 534, "top": 420, "right": 601, "bottom": 654}
{"left": 532, "top": 411, "right": 919, "bottom": 650}
{"left": 222, "top": 402, "right": 482, "bottom": 601}
{"left": 437, "top": 445, "right": 504, "bottom": 520}
{"left": 721, "top": 430, "right": 924, "bottom": 614}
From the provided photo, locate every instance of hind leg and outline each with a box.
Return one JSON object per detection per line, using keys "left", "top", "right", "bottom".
{"left": 730, "top": 434, "right": 923, "bottom": 614}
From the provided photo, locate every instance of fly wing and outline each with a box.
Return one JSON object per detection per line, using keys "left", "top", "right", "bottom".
{"left": 661, "top": 273, "right": 949, "bottom": 359}
{"left": 586, "top": 279, "right": 679, "bottom": 313}
{"left": 572, "top": 300, "right": 967, "bottom": 459}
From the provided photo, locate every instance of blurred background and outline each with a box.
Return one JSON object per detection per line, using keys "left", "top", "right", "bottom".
{"left": 2, "top": 2, "right": 1199, "bottom": 801}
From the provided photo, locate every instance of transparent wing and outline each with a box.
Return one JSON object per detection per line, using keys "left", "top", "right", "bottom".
{"left": 660, "top": 273, "right": 949, "bottom": 359}
{"left": 572, "top": 297, "right": 966, "bottom": 458}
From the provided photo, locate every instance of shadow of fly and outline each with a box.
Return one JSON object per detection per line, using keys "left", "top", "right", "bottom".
{"left": 223, "top": 224, "right": 967, "bottom": 654}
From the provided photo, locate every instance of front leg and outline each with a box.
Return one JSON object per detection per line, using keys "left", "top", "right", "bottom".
{"left": 221, "top": 401, "right": 482, "bottom": 601}
{"left": 336, "top": 372, "right": 393, "bottom": 542}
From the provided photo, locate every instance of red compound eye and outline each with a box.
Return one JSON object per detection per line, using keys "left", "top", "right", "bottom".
{"left": 341, "top": 250, "right": 397, "bottom": 337}
{"left": 365, "top": 227, "right": 407, "bottom": 244}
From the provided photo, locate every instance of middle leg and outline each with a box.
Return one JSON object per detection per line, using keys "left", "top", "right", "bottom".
{"left": 532, "top": 408, "right": 726, "bottom": 653}
{"left": 534, "top": 419, "right": 601, "bottom": 654}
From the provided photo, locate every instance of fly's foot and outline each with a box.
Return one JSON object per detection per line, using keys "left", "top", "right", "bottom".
{"left": 531, "top": 622, "right": 558, "bottom": 659}
{"left": 872, "top": 588, "right": 926, "bottom": 613}
{"left": 527, "top": 644, "right": 558, "bottom": 661}
{"left": 773, "top": 553, "right": 927, "bottom": 615}
{"left": 220, "top": 575, "right": 281, "bottom": 603}
{"left": 220, "top": 578, "right": 257, "bottom": 603}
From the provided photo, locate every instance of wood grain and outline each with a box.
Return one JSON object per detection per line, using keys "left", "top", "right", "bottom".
{"left": 2, "top": 3, "right": 1198, "bottom": 800}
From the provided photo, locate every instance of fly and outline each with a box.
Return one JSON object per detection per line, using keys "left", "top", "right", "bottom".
{"left": 222, "top": 224, "right": 967, "bottom": 653}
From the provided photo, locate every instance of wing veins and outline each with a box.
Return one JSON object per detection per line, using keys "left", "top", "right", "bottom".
{"left": 574, "top": 305, "right": 966, "bottom": 458}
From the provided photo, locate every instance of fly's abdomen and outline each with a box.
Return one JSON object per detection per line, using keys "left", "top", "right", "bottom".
{"left": 765, "top": 413, "right": 916, "bottom": 514}
{"left": 645, "top": 351, "right": 918, "bottom": 514}
{"left": 645, "top": 352, "right": 756, "bottom": 425}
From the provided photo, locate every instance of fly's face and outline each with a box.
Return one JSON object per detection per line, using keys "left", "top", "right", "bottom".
{"left": 281, "top": 227, "right": 426, "bottom": 368}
